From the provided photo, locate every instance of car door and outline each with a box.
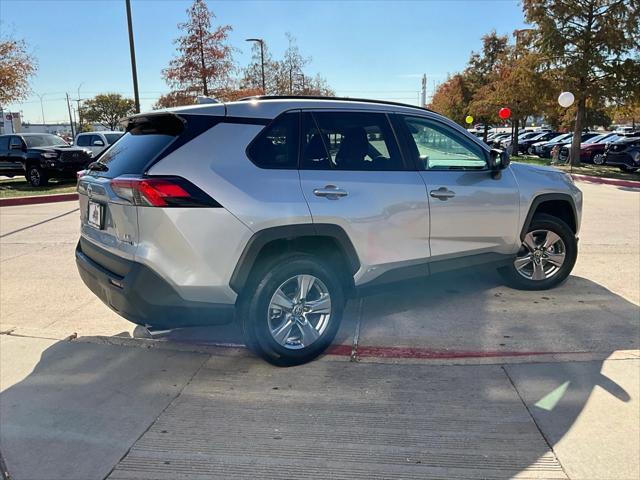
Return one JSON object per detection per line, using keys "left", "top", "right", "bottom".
{"left": 298, "top": 110, "right": 429, "bottom": 285}
{"left": 8, "top": 136, "right": 26, "bottom": 171}
{"left": 394, "top": 114, "right": 520, "bottom": 260}
{"left": 0, "top": 136, "right": 12, "bottom": 174}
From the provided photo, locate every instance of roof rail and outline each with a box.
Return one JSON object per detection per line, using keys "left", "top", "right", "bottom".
{"left": 235, "top": 95, "right": 433, "bottom": 113}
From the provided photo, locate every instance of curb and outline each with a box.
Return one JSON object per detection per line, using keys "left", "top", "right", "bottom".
{"left": 0, "top": 193, "right": 78, "bottom": 207}
{"left": 571, "top": 173, "right": 640, "bottom": 189}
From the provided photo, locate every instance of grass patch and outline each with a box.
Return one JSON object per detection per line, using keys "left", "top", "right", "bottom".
{"left": 0, "top": 177, "right": 77, "bottom": 198}
{"left": 511, "top": 156, "right": 639, "bottom": 181}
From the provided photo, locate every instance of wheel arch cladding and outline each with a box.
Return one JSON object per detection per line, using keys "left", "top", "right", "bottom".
{"left": 229, "top": 224, "right": 360, "bottom": 295}
{"left": 521, "top": 193, "right": 577, "bottom": 239}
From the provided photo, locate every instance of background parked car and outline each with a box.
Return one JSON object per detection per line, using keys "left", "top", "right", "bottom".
{"left": 531, "top": 133, "right": 572, "bottom": 157}
{"left": 557, "top": 133, "right": 619, "bottom": 165}
{"left": 603, "top": 136, "right": 640, "bottom": 172}
{"left": 74, "top": 131, "right": 123, "bottom": 157}
{"left": 539, "top": 132, "right": 599, "bottom": 159}
{"left": 519, "top": 131, "right": 560, "bottom": 154}
{"left": 0, "top": 133, "right": 92, "bottom": 186}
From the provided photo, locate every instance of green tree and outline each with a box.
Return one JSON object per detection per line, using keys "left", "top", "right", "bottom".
{"left": 465, "top": 31, "right": 510, "bottom": 140}
{"left": 82, "top": 94, "right": 135, "bottom": 130}
{"left": 0, "top": 35, "right": 37, "bottom": 105}
{"left": 163, "top": 0, "right": 235, "bottom": 98}
{"left": 428, "top": 74, "right": 472, "bottom": 126}
{"left": 524, "top": 0, "right": 640, "bottom": 165}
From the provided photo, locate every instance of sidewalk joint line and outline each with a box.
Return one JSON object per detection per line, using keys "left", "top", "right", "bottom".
{"left": 0, "top": 208, "right": 79, "bottom": 238}
{"left": 501, "top": 365, "right": 571, "bottom": 480}
{"left": 101, "top": 352, "right": 211, "bottom": 480}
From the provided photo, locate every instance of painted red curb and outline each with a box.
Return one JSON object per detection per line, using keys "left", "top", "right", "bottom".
{"left": 0, "top": 192, "right": 79, "bottom": 207}
{"left": 571, "top": 173, "right": 640, "bottom": 189}
{"left": 326, "top": 344, "right": 571, "bottom": 360}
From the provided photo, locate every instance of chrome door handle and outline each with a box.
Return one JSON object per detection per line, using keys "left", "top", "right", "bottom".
{"left": 313, "top": 185, "right": 348, "bottom": 199}
{"left": 429, "top": 187, "right": 456, "bottom": 200}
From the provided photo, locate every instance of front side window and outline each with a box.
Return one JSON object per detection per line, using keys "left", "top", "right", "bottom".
{"left": 301, "top": 111, "right": 403, "bottom": 171}
{"left": 401, "top": 116, "right": 486, "bottom": 171}
{"left": 247, "top": 112, "right": 298, "bottom": 169}
{"left": 76, "top": 135, "right": 91, "bottom": 147}
{"left": 9, "top": 137, "right": 23, "bottom": 149}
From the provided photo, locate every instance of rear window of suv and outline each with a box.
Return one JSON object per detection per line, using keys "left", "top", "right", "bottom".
{"left": 96, "top": 132, "right": 175, "bottom": 177}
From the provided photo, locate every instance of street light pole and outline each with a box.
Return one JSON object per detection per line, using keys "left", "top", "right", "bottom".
{"left": 36, "top": 93, "right": 46, "bottom": 127}
{"left": 125, "top": 0, "right": 141, "bottom": 113}
{"left": 76, "top": 82, "right": 85, "bottom": 132}
{"left": 246, "top": 38, "right": 266, "bottom": 94}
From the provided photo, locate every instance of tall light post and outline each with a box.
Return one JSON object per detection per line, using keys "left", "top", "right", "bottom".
{"left": 246, "top": 38, "right": 266, "bottom": 94}
{"left": 125, "top": 0, "right": 141, "bottom": 113}
{"left": 35, "top": 93, "right": 47, "bottom": 127}
{"left": 77, "top": 82, "right": 85, "bottom": 131}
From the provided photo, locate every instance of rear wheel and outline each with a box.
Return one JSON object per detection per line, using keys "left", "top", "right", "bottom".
{"left": 499, "top": 214, "right": 577, "bottom": 291}
{"left": 240, "top": 254, "right": 345, "bottom": 366}
{"left": 618, "top": 165, "right": 639, "bottom": 173}
{"left": 26, "top": 165, "right": 48, "bottom": 187}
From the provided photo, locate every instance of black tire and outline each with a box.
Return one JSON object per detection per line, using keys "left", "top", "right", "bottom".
{"left": 26, "top": 165, "right": 48, "bottom": 187}
{"left": 239, "top": 253, "right": 345, "bottom": 366}
{"left": 499, "top": 213, "right": 577, "bottom": 291}
{"left": 618, "top": 165, "right": 638, "bottom": 173}
{"left": 591, "top": 152, "right": 605, "bottom": 165}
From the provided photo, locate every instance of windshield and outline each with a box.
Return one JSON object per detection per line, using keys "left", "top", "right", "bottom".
{"left": 23, "top": 135, "right": 68, "bottom": 148}
{"left": 104, "top": 133, "right": 123, "bottom": 145}
{"left": 584, "top": 134, "right": 607, "bottom": 144}
{"left": 549, "top": 134, "right": 572, "bottom": 143}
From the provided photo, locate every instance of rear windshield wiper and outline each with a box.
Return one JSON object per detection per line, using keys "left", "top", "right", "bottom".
{"left": 87, "top": 161, "right": 109, "bottom": 172}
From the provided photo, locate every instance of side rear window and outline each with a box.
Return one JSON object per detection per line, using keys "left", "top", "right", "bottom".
{"left": 301, "top": 111, "right": 404, "bottom": 171}
{"left": 247, "top": 112, "right": 299, "bottom": 169}
{"left": 0, "top": 136, "right": 9, "bottom": 151}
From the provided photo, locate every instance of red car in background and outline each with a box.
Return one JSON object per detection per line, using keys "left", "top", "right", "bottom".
{"left": 557, "top": 133, "right": 620, "bottom": 164}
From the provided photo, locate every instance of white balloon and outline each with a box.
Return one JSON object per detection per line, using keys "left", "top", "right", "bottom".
{"left": 558, "top": 91, "right": 575, "bottom": 108}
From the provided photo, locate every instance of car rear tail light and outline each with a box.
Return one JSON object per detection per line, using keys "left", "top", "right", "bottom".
{"left": 110, "top": 176, "right": 221, "bottom": 208}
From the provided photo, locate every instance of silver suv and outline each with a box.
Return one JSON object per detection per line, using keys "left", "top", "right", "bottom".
{"left": 76, "top": 97, "right": 582, "bottom": 365}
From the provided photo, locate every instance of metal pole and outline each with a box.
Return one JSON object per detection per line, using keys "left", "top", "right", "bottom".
{"left": 36, "top": 93, "right": 46, "bottom": 126}
{"left": 125, "top": 0, "right": 141, "bottom": 113}
{"left": 66, "top": 93, "right": 76, "bottom": 138}
{"left": 76, "top": 82, "right": 84, "bottom": 131}
{"left": 259, "top": 40, "right": 266, "bottom": 94}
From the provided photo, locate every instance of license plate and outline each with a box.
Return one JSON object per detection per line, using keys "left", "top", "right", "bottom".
{"left": 88, "top": 201, "right": 104, "bottom": 229}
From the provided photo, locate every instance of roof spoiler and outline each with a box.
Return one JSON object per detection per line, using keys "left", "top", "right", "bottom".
{"left": 120, "top": 112, "right": 186, "bottom": 136}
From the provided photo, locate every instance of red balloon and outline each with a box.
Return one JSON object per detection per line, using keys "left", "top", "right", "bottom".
{"left": 499, "top": 107, "right": 511, "bottom": 120}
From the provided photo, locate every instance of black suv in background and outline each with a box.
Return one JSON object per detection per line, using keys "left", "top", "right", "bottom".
{"left": 0, "top": 133, "right": 92, "bottom": 186}
{"left": 603, "top": 136, "right": 640, "bottom": 172}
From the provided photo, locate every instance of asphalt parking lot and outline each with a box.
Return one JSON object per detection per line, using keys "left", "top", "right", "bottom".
{"left": 1, "top": 180, "right": 639, "bottom": 479}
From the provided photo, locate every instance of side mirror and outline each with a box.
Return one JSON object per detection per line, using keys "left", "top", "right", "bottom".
{"left": 93, "top": 140, "right": 105, "bottom": 146}
{"left": 488, "top": 148, "right": 510, "bottom": 171}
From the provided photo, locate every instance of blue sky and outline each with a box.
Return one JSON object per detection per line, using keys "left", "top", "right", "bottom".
{"left": 1, "top": 0, "right": 528, "bottom": 123}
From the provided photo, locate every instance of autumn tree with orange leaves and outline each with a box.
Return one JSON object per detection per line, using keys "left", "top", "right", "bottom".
{"left": 0, "top": 36, "right": 37, "bottom": 105}
{"left": 162, "top": 0, "right": 234, "bottom": 99}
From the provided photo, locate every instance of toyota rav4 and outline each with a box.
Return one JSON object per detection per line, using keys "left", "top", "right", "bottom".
{"left": 76, "top": 97, "right": 582, "bottom": 365}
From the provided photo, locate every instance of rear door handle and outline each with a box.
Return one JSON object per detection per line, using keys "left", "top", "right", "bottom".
{"left": 313, "top": 185, "right": 349, "bottom": 200}
{"left": 429, "top": 187, "right": 456, "bottom": 200}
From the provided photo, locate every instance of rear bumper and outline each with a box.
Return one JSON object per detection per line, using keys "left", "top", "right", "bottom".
{"left": 75, "top": 239, "right": 235, "bottom": 329}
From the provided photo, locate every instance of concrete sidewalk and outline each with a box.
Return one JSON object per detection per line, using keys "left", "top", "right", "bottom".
{"left": 1, "top": 334, "right": 638, "bottom": 480}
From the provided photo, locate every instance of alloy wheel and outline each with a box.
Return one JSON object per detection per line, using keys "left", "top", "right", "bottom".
{"left": 29, "top": 168, "right": 41, "bottom": 186}
{"left": 514, "top": 229, "right": 566, "bottom": 281}
{"left": 592, "top": 153, "right": 605, "bottom": 165}
{"left": 267, "top": 274, "right": 332, "bottom": 350}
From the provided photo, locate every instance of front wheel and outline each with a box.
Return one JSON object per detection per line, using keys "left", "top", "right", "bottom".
{"left": 499, "top": 213, "right": 577, "bottom": 291}
{"left": 27, "top": 165, "right": 49, "bottom": 187}
{"left": 592, "top": 153, "right": 605, "bottom": 165}
{"left": 240, "top": 254, "right": 345, "bottom": 366}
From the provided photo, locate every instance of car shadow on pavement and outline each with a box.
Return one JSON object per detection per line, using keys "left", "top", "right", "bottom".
{"left": 1, "top": 268, "right": 637, "bottom": 479}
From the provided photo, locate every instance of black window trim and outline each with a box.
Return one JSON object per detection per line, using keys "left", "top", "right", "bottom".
{"left": 392, "top": 113, "right": 491, "bottom": 172}
{"left": 300, "top": 108, "right": 411, "bottom": 172}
